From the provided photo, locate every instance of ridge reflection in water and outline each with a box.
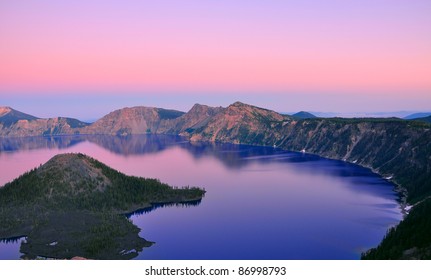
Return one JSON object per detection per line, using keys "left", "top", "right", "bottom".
{"left": 0, "top": 134, "right": 402, "bottom": 259}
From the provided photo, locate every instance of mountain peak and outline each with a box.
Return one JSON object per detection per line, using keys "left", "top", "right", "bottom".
{"left": 38, "top": 153, "right": 111, "bottom": 194}
{"left": 231, "top": 101, "right": 247, "bottom": 107}
{"left": 0, "top": 107, "right": 39, "bottom": 127}
{"left": 0, "top": 106, "right": 12, "bottom": 117}
{"left": 228, "top": 101, "right": 273, "bottom": 112}
{"left": 189, "top": 103, "right": 217, "bottom": 112}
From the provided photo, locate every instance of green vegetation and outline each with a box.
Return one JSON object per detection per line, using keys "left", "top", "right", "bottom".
{"left": 0, "top": 153, "right": 205, "bottom": 259}
{"left": 319, "top": 117, "right": 431, "bottom": 128}
{"left": 412, "top": 116, "right": 431, "bottom": 124}
{"left": 362, "top": 199, "right": 431, "bottom": 259}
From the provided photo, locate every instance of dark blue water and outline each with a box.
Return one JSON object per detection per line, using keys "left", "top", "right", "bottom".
{"left": 0, "top": 135, "right": 402, "bottom": 259}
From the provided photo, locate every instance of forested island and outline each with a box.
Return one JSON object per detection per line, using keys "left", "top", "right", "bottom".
{"left": 0, "top": 153, "right": 205, "bottom": 259}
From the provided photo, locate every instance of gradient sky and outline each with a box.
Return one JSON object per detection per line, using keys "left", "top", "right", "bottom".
{"left": 1, "top": 0, "right": 430, "bottom": 120}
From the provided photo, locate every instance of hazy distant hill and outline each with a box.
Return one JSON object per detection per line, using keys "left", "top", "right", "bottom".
{"left": 291, "top": 111, "right": 317, "bottom": 119}
{"left": 404, "top": 112, "right": 431, "bottom": 120}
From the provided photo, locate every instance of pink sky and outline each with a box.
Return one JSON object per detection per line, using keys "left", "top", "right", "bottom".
{"left": 0, "top": 0, "right": 430, "bottom": 116}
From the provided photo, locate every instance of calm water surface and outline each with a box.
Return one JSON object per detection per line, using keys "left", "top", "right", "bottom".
{"left": 0, "top": 135, "right": 402, "bottom": 259}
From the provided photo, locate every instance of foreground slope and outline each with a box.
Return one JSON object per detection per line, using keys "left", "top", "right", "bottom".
{"left": 0, "top": 153, "right": 205, "bottom": 259}
{"left": 362, "top": 199, "right": 431, "bottom": 259}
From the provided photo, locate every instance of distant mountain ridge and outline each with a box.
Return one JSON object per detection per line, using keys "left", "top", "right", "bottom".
{"left": 1, "top": 102, "right": 431, "bottom": 259}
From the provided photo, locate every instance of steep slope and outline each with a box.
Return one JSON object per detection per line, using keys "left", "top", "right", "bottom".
{"left": 81, "top": 106, "right": 184, "bottom": 135}
{"left": 276, "top": 118, "right": 431, "bottom": 203}
{"left": 163, "top": 103, "right": 223, "bottom": 135}
{"left": 190, "top": 101, "right": 291, "bottom": 144}
{"left": 189, "top": 114, "right": 431, "bottom": 204}
{"left": 187, "top": 111, "right": 431, "bottom": 259}
{"left": 362, "top": 199, "right": 431, "bottom": 259}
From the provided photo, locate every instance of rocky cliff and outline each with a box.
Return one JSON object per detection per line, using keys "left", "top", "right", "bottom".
{"left": 185, "top": 105, "right": 431, "bottom": 204}
{"left": 189, "top": 101, "right": 290, "bottom": 144}
{"left": 0, "top": 117, "right": 89, "bottom": 137}
{"left": 80, "top": 106, "right": 184, "bottom": 135}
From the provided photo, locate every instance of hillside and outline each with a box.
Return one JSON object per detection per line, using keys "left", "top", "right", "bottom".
{"left": 185, "top": 110, "right": 431, "bottom": 259}
{"left": 187, "top": 112, "right": 431, "bottom": 204}
{"left": 0, "top": 115, "right": 89, "bottom": 137}
{"left": 404, "top": 112, "right": 431, "bottom": 120}
{"left": 362, "top": 199, "right": 431, "bottom": 259}
{"left": 189, "top": 102, "right": 290, "bottom": 145}
{"left": 0, "top": 153, "right": 205, "bottom": 259}
{"left": 165, "top": 103, "right": 224, "bottom": 135}
{"left": 413, "top": 116, "right": 431, "bottom": 124}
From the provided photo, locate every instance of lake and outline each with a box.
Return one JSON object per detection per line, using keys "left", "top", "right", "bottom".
{"left": 0, "top": 134, "right": 402, "bottom": 259}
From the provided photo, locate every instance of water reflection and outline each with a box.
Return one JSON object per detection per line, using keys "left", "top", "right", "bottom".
{"left": 126, "top": 200, "right": 203, "bottom": 217}
{"left": 0, "top": 134, "right": 397, "bottom": 199}
{"left": 0, "top": 134, "right": 402, "bottom": 259}
{"left": 0, "top": 202, "right": 202, "bottom": 260}
{"left": 0, "top": 136, "right": 84, "bottom": 153}
{"left": 0, "top": 236, "right": 26, "bottom": 244}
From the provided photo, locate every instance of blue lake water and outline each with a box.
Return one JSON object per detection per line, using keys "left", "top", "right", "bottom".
{"left": 0, "top": 135, "right": 402, "bottom": 259}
